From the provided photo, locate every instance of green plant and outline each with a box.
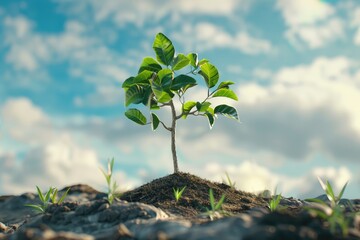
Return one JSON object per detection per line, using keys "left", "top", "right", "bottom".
{"left": 122, "top": 33, "right": 239, "bottom": 173}
{"left": 268, "top": 188, "right": 282, "bottom": 212}
{"left": 205, "top": 188, "right": 227, "bottom": 220}
{"left": 25, "top": 186, "right": 70, "bottom": 213}
{"left": 173, "top": 186, "right": 186, "bottom": 202}
{"left": 100, "top": 158, "right": 121, "bottom": 204}
{"left": 305, "top": 177, "right": 353, "bottom": 237}
{"left": 222, "top": 172, "right": 236, "bottom": 189}
{"left": 317, "top": 177, "right": 348, "bottom": 208}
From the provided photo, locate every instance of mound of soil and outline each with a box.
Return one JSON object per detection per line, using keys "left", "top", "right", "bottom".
{"left": 121, "top": 172, "right": 268, "bottom": 217}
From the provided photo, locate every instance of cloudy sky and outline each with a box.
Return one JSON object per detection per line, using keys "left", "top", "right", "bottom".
{"left": 0, "top": 0, "right": 359, "bottom": 199}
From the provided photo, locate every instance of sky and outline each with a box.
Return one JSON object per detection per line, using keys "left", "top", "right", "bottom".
{"left": 0, "top": 0, "right": 359, "bottom": 199}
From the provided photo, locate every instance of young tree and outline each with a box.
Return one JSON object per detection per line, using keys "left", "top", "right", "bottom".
{"left": 122, "top": 33, "right": 239, "bottom": 173}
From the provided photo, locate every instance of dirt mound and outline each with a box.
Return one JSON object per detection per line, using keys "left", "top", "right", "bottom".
{"left": 121, "top": 172, "right": 268, "bottom": 217}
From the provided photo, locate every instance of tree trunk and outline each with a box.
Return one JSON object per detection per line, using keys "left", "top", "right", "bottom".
{"left": 169, "top": 100, "right": 179, "bottom": 173}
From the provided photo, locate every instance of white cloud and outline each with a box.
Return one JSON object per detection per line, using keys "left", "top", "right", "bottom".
{"left": 2, "top": 16, "right": 131, "bottom": 106}
{"left": 236, "top": 56, "right": 360, "bottom": 162}
{"left": 282, "top": 166, "right": 352, "bottom": 198}
{"left": 56, "top": 0, "right": 242, "bottom": 27}
{"left": 0, "top": 136, "right": 138, "bottom": 195}
{"left": 193, "top": 161, "right": 352, "bottom": 198}
{"left": 285, "top": 18, "right": 345, "bottom": 49}
{"left": 1, "top": 98, "right": 53, "bottom": 145}
{"left": 277, "top": 0, "right": 334, "bottom": 26}
{"left": 173, "top": 22, "right": 272, "bottom": 54}
{"left": 277, "top": 0, "right": 345, "bottom": 49}
{"left": 227, "top": 65, "right": 243, "bottom": 74}
{"left": 176, "top": 0, "right": 240, "bottom": 15}
{"left": 351, "top": 7, "right": 360, "bottom": 45}
{"left": 0, "top": 98, "right": 140, "bottom": 195}
{"left": 74, "top": 85, "right": 123, "bottom": 107}
{"left": 201, "top": 161, "right": 279, "bottom": 193}
{"left": 252, "top": 68, "right": 273, "bottom": 80}
{"left": 3, "top": 18, "right": 94, "bottom": 72}
{"left": 4, "top": 15, "right": 31, "bottom": 38}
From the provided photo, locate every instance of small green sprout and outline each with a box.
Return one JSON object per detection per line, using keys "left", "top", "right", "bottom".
{"left": 173, "top": 186, "right": 186, "bottom": 202}
{"left": 222, "top": 172, "right": 236, "bottom": 189}
{"left": 305, "top": 177, "right": 353, "bottom": 237}
{"left": 100, "top": 158, "right": 121, "bottom": 204}
{"left": 317, "top": 177, "right": 348, "bottom": 208}
{"left": 205, "top": 189, "right": 227, "bottom": 220}
{"left": 25, "top": 186, "right": 70, "bottom": 213}
{"left": 268, "top": 188, "right": 282, "bottom": 212}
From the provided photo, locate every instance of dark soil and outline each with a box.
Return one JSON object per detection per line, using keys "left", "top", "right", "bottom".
{"left": 121, "top": 172, "right": 268, "bottom": 217}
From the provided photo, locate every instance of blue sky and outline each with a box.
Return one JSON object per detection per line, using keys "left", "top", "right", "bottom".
{"left": 0, "top": 0, "right": 359, "bottom": 199}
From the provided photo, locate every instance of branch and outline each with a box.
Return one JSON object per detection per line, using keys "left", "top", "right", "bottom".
{"left": 176, "top": 113, "right": 183, "bottom": 120}
{"left": 159, "top": 103, "right": 171, "bottom": 108}
{"left": 160, "top": 121, "right": 172, "bottom": 131}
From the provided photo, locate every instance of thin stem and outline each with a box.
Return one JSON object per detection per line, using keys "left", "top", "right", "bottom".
{"left": 169, "top": 100, "right": 179, "bottom": 173}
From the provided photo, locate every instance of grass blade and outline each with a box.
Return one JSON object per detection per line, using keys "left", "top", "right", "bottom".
{"left": 36, "top": 186, "right": 45, "bottom": 203}
{"left": 317, "top": 177, "right": 327, "bottom": 192}
{"left": 58, "top": 187, "right": 70, "bottom": 204}
{"left": 44, "top": 187, "right": 53, "bottom": 202}
{"left": 25, "top": 204, "right": 45, "bottom": 213}
{"left": 338, "top": 181, "right": 348, "bottom": 200}
{"left": 51, "top": 188, "right": 58, "bottom": 203}
{"left": 215, "top": 194, "right": 226, "bottom": 210}
{"left": 209, "top": 189, "right": 215, "bottom": 210}
{"left": 325, "top": 181, "right": 335, "bottom": 203}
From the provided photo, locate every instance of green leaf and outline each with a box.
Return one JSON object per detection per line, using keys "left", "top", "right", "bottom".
{"left": 171, "top": 75, "right": 197, "bottom": 91}
{"left": 138, "top": 57, "right": 162, "bottom": 73}
{"left": 25, "top": 204, "right": 46, "bottom": 213}
{"left": 305, "top": 198, "right": 327, "bottom": 205}
{"left": 141, "top": 86, "right": 153, "bottom": 106}
{"left": 125, "top": 109, "right": 147, "bottom": 125}
{"left": 325, "top": 181, "right": 335, "bottom": 203}
{"left": 110, "top": 158, "right": 114, "bottom": 172}
{"left": 157, "top": 69, "right": 173, "bottom": 90}
{"left": 209, "top": 189, "right": 215, "bottom": 210}
{"left": 125, "top": 85, "right": 145, "bottom": 106}
{"left": 205, "top": 112, "right": 215, "bottom": 129}
{"left": 58, "top": 188, "right": 71, "bottom": 204}
{"left": 123, "top": 71, "right": 153, "bottom": 89}
{"left": 183, "top": 101, "right": 196, "bottom": 111}
{"left": 214, "top": 104, "right": 239, "bottom": 121}
{"left": 122, "top": 77, "right": 135, "bottom": 89}
{"left": 100, "top": 168, "right": 108, "bottom": 183}
{"left": 51, "top": 188, "right": 58, "bottom": 203}
{"left": 338, "top": 182, "right": 348, "bottom": 201}
{"left": 152, "top": 33, "right": 175, "bottom": 66}
{"left": 150, "top": 80, "right": 173, "bottom": 103}
{"left": 198, "top": 59, "right": 209, "bottom": 66}
{"left": 182, "top": 101, "right": 196, "bottom": 119}
{"left": 196, "top": 101, "right": 211, "bottom": 112}
{"left": 207, "top": 107, "right": 214, "bottom": 115}
{"left": 150, "top": 99, "right": 160, "bottom": 110}
{"left": 151, "top": 113, "right": 160, "bottom": 131}
{"left": 44, "top": 187, "right": 53, "bottom": 202}
{"left": 217, "top": 81, "right": 235, "bottom": 89}
{"left": 187, "top": 53, "right": 198, "bottom": 67}
{"left": 199, "top": 62, "right": 219, "bottom": 88}
{"left": 36, "top": 186, "right": 45, "bottom": 203}
{"left": 133, "top": 70, "right": 154, "bottom": 85}
{"left": 212, "top": 88, "right": 238, "bottom": 101}
{"left": 171, "top": 53, "right": 190, "bottom": 71}
{"left": 215, "top": 194, "right": 226, "bottom": 210}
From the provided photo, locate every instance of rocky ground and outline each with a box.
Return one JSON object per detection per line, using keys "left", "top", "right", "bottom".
{"left": 0, "top": 172, "right": 359, "bottom": 240}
